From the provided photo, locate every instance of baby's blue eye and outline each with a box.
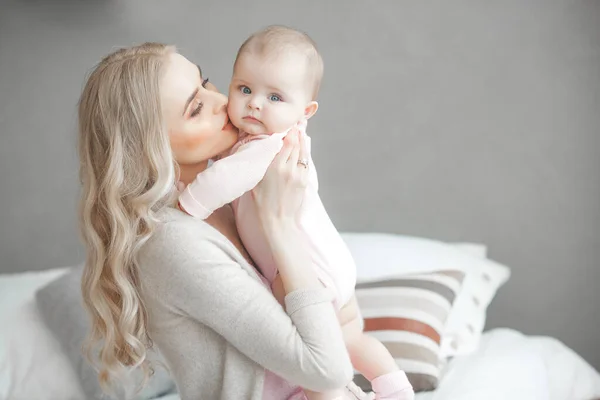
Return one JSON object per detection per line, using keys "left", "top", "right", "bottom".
{"left": 269, "top": 94, "right": 281, "bottom": 102}
{"left": 241, "top": 86, "right": 251, "bottom": 95}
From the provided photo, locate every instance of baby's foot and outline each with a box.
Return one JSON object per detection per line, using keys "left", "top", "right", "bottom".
{"left": 346, "top": 381, "right": 375, "bottom": 399}
{"left": 371, "top": 370, "right": 414, "bottom": 400}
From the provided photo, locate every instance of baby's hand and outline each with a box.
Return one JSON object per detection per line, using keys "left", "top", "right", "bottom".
{"left": 175, "top": 181, "right": 190, "bottom": 215}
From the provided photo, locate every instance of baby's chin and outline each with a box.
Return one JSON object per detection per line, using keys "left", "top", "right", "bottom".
{"left": 236, "top": 121, "right": 270, "bottom": 135}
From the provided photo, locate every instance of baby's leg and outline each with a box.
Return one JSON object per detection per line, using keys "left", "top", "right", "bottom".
{"left": 340, "top": 297, "right": 398, "bottom": 379}
{"left": 303, "top": 389, "right": 346, "bottom": 400}
{"left": 341, "top": 297, "right": 414, "bottom": 400}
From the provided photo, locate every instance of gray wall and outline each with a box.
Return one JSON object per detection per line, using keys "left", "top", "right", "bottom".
{"left": 1, "top": 1, "right": 599, "bottom": 368}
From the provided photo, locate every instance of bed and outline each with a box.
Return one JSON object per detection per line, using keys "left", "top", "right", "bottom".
{"left": 1, "top": 233, "right": 599, "bottom": 400}
{"left": 153, "top": 328, "right": 600, "bottom": 400}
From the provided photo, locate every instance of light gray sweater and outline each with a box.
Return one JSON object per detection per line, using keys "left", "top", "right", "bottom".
{"left": 138, "top": 208, "right": 354, "bottom": 400}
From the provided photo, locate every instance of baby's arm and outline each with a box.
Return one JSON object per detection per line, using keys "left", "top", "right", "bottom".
{"left": 179, "top": 134, "right": 285, "bottom": 218}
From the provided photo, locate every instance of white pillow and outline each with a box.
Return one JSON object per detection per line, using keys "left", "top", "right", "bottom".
{"left": 340, "top": 232, "right": 510, "bottom": 359}
{"left": 341, "top": 232, "right": 495, "bottom": 280}
{"left": 451, "top": 242, "right": 488, "bottom": 259}
{"left": 440, "top": 248, "right": 510, "bottom": 359}
{"left": 0, "top": 268, "right": 86, "bottom": 400}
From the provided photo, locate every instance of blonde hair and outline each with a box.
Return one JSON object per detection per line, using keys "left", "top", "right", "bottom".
{"left": 77, "top": 42, "right": 177, "bottom": 395}
{"left": 235, "top": 25, "right": 324, "bottom": 100}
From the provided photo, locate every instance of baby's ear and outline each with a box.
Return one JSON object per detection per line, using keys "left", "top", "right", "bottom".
{"left": 304, "top": 101, "right": 319, "bottom": 120}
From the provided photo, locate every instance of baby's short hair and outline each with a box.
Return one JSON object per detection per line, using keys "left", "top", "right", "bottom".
{"left": 235, "top": 25, "right": 324, "bottom": 101}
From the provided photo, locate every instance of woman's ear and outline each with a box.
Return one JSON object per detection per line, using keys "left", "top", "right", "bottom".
{"left": 304, "top": 101, "right": 319, "bottom": 120}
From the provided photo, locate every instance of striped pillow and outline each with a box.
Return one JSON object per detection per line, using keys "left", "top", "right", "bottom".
{"left": 353, "top": 270, "right": 465, "bottom": 392}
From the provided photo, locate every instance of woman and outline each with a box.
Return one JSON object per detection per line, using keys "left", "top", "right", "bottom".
{"left": 78, "top": 42, "right": 367, "bottom": 399}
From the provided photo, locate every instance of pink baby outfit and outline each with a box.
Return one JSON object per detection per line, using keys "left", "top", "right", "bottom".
{"left": 178, "top": 121, "right": 357, "bottom": 310}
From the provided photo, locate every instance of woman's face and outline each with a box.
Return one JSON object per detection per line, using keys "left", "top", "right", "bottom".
{"left": 161, "top": 53, "right": 238, "bottom": 166}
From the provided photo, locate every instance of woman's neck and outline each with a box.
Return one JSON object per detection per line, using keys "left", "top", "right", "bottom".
{"left": 178, "top": 160, "right": 209, "bottom": 186}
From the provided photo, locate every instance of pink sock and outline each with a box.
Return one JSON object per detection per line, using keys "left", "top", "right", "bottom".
{"left": 371, "top": 370, "right": 414, "bottom": 400}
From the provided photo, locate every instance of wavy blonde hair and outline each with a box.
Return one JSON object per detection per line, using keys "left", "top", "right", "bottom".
{"left": 77, "top": 42, "right": 178, "bottom": 394}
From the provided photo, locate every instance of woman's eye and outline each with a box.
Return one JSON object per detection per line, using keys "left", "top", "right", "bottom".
{"left": 191, "top": 101, "right": 203, "bottom": 117}
{"left": 241, "top": 86, "right": 251, "bottom": 95}
{"left": 269, "top": 94, "right": 282, "bottom": 102}
{"left": 202, "top": 77, "right": 209, "bottom": 88}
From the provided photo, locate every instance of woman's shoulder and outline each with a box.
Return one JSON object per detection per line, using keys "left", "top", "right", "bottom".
{"left": 138, "top": 207, "right": 263, "bottom": 307}
{"left": 150, "top": 207, "right": 216, "bottom": 242}
{"left": 139, "top": 207, "right": 239, "bottom": 274}
{"left": 153, "top": 206, "right": 216, "bottom": 239}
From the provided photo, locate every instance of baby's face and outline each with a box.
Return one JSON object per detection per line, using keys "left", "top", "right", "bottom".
{"left": 228, "top": 53, "right": 312, "bottom": 135}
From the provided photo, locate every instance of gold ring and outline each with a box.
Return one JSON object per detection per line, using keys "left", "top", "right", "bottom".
{"left": 297, "top": 159, "right": 309, "bottom": 168}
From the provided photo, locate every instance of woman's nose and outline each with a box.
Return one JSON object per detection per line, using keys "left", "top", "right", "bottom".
{"left": 210, "top": 90, "right": 228, "bottom": 114}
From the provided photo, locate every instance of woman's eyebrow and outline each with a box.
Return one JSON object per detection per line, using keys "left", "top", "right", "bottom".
{"left": 182, "top": 65, "right": 204, "bottom": 116}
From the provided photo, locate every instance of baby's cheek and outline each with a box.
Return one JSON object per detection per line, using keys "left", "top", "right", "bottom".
{"left": 268, "top": 112, "right": 298, "bottom": 133}
{"left": 227, "top": 101, "right": 243, "bottom": 122}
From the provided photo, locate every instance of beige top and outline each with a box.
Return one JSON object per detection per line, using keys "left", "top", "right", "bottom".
{"left": 138, "top": 208, "right": 353, "bottom": 400}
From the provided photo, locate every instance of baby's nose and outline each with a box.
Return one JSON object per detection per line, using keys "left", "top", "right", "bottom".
{"left": 248, "top": 97, "right": 261, "bottom": 110}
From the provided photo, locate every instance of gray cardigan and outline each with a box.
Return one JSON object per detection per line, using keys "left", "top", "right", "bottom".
{"left": 138, "top": 208, "right": 353, "bottom": 400}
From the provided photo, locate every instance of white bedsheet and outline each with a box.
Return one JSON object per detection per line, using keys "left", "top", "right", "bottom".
{"left": 154, "top": 328, "right": 600, "bottom": 400}
{"left": 417, "top": 328, "right": 600, "bottom": 400}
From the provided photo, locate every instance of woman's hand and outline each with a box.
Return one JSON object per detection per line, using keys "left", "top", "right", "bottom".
{"left": 251, "top": 128, "right": 319, "bottom": 291}
{"left": 251, "top": 128, "right": 309, "bottom": 226}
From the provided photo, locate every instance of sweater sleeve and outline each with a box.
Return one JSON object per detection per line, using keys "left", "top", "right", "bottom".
{"left": 146, "top": 219, "right": 354, "bottom": 392}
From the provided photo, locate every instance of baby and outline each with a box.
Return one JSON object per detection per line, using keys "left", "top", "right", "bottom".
{"left": 178, "top": 25, "right": 414, "bottom": 400}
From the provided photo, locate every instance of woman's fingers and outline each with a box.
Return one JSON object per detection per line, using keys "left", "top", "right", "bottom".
{"left": 298, "top": 132, "right": 308, "bottom": 166}
{"left": 273, "top": 133, "right": 295, "bottom": 166}
{"left": 252, "top": 129, "right": 309, "bottom": 224}
{"left": 296, "top": 133, "right": 309, "bottom": 186}
{"left": 287, "top": 131, "right": 301, "bottom": 168}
